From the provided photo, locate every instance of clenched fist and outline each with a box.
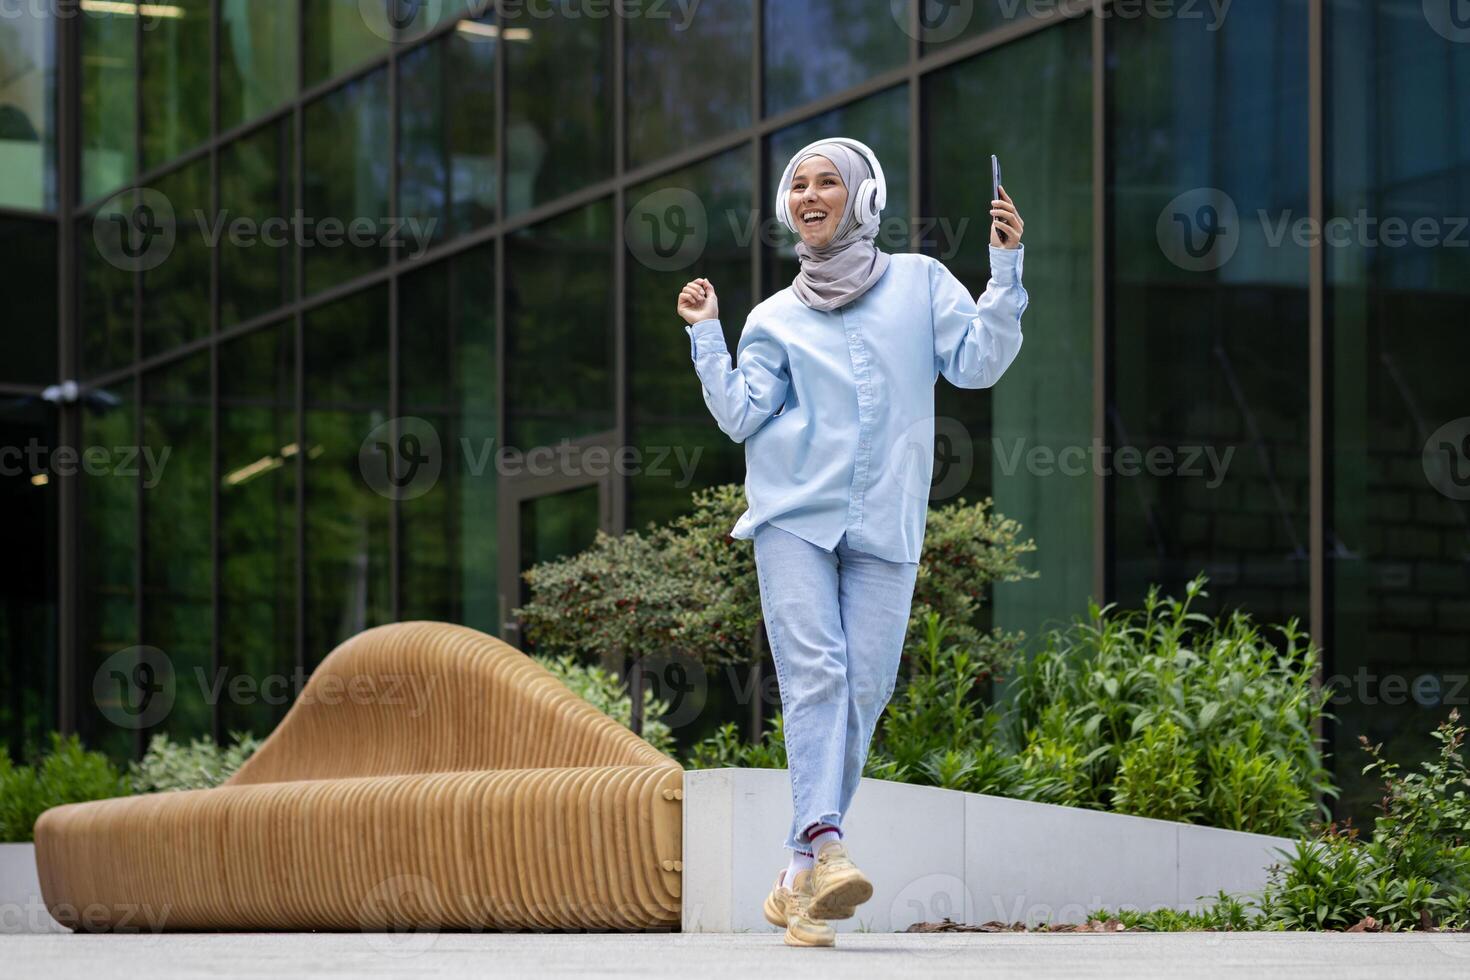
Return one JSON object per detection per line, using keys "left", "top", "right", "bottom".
{"left": 677, "top": 277, "right": 718, "bottom": 326}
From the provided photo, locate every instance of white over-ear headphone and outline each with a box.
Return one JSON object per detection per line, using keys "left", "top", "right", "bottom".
{"left": 776, "top": 137, "right": 887, "bottom": 236}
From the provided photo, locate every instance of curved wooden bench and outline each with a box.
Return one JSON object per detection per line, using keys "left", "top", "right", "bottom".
{"left": 34, "top": 622, "right": 684, "bottom": 932}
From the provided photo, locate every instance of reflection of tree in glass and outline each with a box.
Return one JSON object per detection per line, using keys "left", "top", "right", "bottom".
{"left": 303, "top": 289, "right": 391, "bottom": 668}
{"left": 505, "top": 201, "right": 614, "bottom": 449}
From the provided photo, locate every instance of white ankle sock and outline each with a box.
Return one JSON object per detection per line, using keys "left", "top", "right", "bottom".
{"left": 808, "top": 825, "right": 842, "bottom": 855}
{"left": 782, "top": 848, "right": 814, "bottom": 887}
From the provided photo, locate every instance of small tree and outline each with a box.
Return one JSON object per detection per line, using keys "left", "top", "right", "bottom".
{"left": 512, "top": 523, "right": 689, "bottom": 667}
{"left": 666, "top": 484, "right": 766, "bottom": 666}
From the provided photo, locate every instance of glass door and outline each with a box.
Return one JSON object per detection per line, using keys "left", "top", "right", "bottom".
{"left": 498, "top": 432, "right": 618, "bottom": 651}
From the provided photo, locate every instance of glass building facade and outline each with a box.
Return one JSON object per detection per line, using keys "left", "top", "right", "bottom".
{"left": 0, "top": 0, "right": 1465, "bottom": 822}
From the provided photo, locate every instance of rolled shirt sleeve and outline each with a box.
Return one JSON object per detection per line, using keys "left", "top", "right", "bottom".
{"left": 685, "top": 315, "right": 790, "bottom": 444}
{"left": 931, "top": 244, "right": 1028, "bottom": 390}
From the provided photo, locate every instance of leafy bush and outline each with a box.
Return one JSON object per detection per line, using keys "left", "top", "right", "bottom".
{"left": 1111, "top": 718, "right": 1201, "bottom": 823}
{"left": 1259, "top": 711, "right": 1470, "bottom": 931}
{"left": 686, "top": 715, "right": 788, "bottom": 771}
{"left": 664, "top": 484, "right": 766, "bottom": 666}
{"left": 0, "top": 734, "right": 132, "bottom": 843}
{"left": 128, "top": 732, "right": 263, "bottom": 794}
{"left": 1007, "top": 575, "right": 1332, "bottom": 836}
{"left": 1203, "top": 724, "right": 1312, "bottom": 836}
{"left": 532, "top": 653, "right": 676, "bottom": 756}
{"left": 515, "top": 487, "right": 1037, "bottom": 688}
{"left": 514, "top": 524, "right": 690, "bottom": 665}
{"left": 905, "top": 498, "right": 1037, "bottom": 680}
{"left": 686, "top": 578, "right": 1335, "bottom": 840}
{"left": 1087, "top": 890, "right": 1257, "bottom": 932}
{"left": 1084, "top": 712, "right": 1470, "bottom": 933}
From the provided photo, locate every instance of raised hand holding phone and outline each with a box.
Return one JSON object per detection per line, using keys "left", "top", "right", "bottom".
{"left": 989, "top": 156, "right": 1024, "bottom": 249}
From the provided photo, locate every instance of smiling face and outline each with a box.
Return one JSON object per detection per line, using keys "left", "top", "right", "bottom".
{"left": 788, "top": 155, "right": 849, "bottom": 248}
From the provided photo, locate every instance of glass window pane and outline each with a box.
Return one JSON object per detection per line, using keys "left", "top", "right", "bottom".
{"left": 763, "top": 0, "right": 908, "bottom": 117}
{"left": 141, "top": 353, "right": 213, "bottom": 741}
{"left": 915, "top": 0, "right": 1050, "bottom": 53}
{"left": 1327, "top": 0, "right": 1470, "bottom": 823}
{"left": 504, "top": 6, "right": 613, "bottom": 214}
{"left": 505, "top": 199, "right": 614, "bottom": 448}
{"left": 140, "top": 0, "right": 211, "bottom": 170}
{"left": 0, "top": 7, "right": 57, "bottom": 210}
{"left": 82, "top": 9, "right": 136, "bottom": 203}
{"left": 303, "top": 69, "right": 390, "bottom": 295}
{"left": 626, "top": 148, "right": 752, "bottom": 528}
{"left": 78, "top": 383, "right": 138, "bottom": 762}
{"left": 398, "top": 243, "right": 498, "bottom": 631}
{"left": 0, "top": 219, "right": 57, "bottom": 384}
{"left": 764, "top": 84, "right": 910, "bottom": 296}
{"left": 220, "top": 119, "right": 294, "bottom": 327}
{"left": 0, "top": 400, "right": 58, "bottom": 761}
{"left": 926, "top": 17, "right": 1094, "bottom": 638}
{"left": 519, "top": 484, "right": 600, "bottom": 578}
{"left": 304, "top": 0, "right": 389, "bottom": 87}
{"left": 141, "top": 158, "right": 211, "bottom": 356}
{"left": 220, "top": 0, "right": 299, "bottom": 131}
{"left": 1109, "top": 7, "right": 1311, "bottom": 623}
{"left": 219, "top": 322, "right": 297, "bottom": 736}
{"left": 80, "top": 202, "right": 136, "bottom": 378}
{"left": 399, "top": 15, "right": 499, "bottom": 249}
{"left": 303, "top": 286, "right": 391, "bottom": 666}
{"left": 625, "top": 0, "right": 753, "bottom": 169}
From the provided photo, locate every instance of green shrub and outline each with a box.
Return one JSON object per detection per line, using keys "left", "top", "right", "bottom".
{"left": 665, "top": 484, "right": 767, "bottom": 667}
{"left": 128, "top": 732, "right": 263, "bottom": 794}
{"left": 1248, "top": 711, "right": 1470, "bottom": 932}
{"left": 875, "top": 612, "right": 990, "bottom": 779}
{"left": 905, "top": 498, "right": 1037, "bottom": 680}
{"left": 514, "top": 524, "right": 690, "bottom": 666}
{"left": 516, "top": 487, "right": 1037, "bottom": 686}
{"left": 1111, "top": 718, "right": 1202, "bottom": 823}
{"left": 0, "top": 734, "right": 132, "bottom": 843}
{"left": 686, "top": 715, "right": 788, "bottom": 770}
{"left": 1088, "top": 890, "right": 1257, "bottom": 932}
{"left": 1007, "top": 575, "right": 1332, "bottom": 836}
{"left": 532, "top": 653, "right": 676, "bottom": 755}
{"left": 1202, "top": 723, "right": 1312, "bottom": 837}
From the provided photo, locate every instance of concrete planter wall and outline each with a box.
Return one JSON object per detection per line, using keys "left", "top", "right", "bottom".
{"left": 0, "top": 843, "right": 65, "bottom": 934}
{"left": 682, "top": 768, "right": 1294, "bottom": 933}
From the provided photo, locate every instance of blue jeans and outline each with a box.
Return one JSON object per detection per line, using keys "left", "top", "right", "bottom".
{"left": 753, "top": 522, "right": 920, "bottom": 853}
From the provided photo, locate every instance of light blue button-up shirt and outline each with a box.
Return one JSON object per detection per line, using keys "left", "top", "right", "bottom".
{"left": 685, "top": 244, "right": 1028, "bottom": 564}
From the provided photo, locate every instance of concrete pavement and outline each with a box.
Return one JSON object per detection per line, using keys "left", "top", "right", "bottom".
{"left": 7, "top": 931, "right": 1470, "bottom": 979}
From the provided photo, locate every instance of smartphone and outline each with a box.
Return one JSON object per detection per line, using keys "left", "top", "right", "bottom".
{"left": 991, "top": 154, "right": 1007, "bottom": 244}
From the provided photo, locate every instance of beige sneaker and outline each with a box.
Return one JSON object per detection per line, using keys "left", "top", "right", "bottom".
{"left": 763, "top": 869, "right": 835, "bottom": 947}
{"left": 806, "top": 840, "right": 873, "bottom": 920}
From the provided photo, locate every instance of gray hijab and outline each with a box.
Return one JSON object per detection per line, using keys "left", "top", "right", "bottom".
{"left": 786, "top": 141, "right": 892, "bottom": 312}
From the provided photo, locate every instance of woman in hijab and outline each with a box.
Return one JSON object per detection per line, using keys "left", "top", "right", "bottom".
{"left": 676, "top": 137, "right": 1028, "bottom": 947}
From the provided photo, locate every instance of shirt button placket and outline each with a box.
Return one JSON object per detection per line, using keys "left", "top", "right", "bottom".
{"left": 844, "top": 312, "right": 875, "bottom": 548}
